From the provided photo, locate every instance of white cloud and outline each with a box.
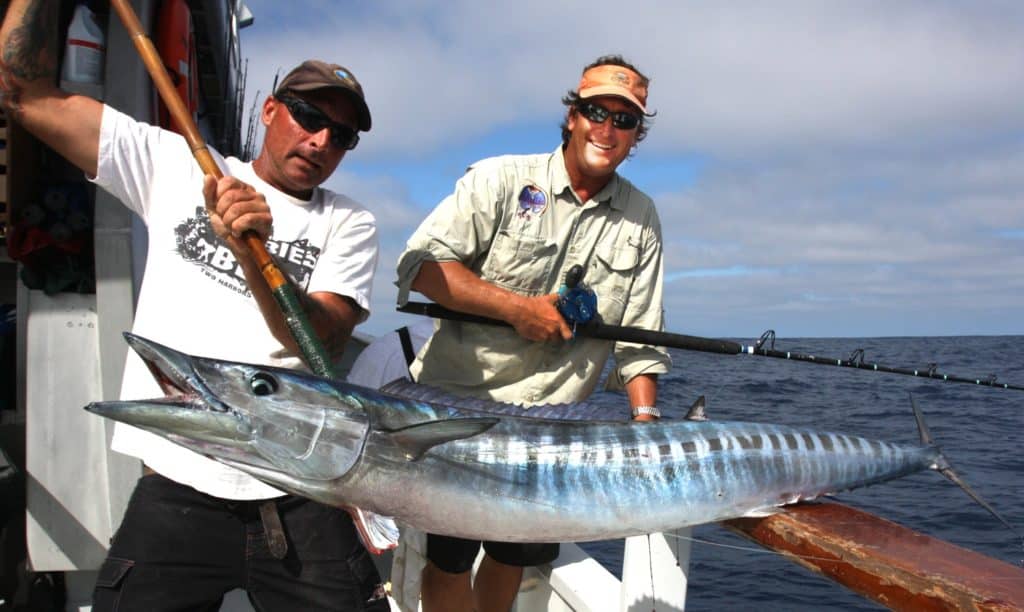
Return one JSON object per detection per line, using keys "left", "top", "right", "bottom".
{"left": 654, "top": 143, "right": 1024, "bottom": 336}
{"left": 242, "top": 1, "right": 1024, "bottom": 156}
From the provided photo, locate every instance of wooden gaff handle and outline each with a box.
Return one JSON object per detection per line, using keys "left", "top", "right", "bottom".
{"left": 109, "top": 0, "right": 286, "bottom": 290}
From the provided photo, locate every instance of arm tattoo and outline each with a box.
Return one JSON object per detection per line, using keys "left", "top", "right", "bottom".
{"left": 0, "top": 0, "right": 59, "bottom": 115}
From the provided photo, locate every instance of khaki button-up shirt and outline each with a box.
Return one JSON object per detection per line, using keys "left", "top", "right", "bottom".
{"left": 396, "top": 147, "right": 671, "bottom": 406}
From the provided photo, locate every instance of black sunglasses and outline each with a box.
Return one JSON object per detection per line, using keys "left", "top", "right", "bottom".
{"left": 576, "top": 101, "right": 641, "bottom": 130}
{"left": 275, "top": 94, "right": 360, "bottom": 150}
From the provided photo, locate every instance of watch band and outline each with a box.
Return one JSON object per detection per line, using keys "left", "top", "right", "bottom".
{"left": 631, "top": 405, "right": 660, "bottom": 418}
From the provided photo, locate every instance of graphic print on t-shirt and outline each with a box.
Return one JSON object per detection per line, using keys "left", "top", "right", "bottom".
{"left": 174, "top": 207, "right": 319, "bottom": 297}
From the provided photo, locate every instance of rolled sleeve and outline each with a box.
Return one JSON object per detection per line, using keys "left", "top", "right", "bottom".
{"left": 395, "top": 163, "right": 505, "bottom": 305}
{"left": 607, "top": 345, "right": 672, "bottom": 390}
{"left": 394, "top": 205, "right": 458, "bottom": 305}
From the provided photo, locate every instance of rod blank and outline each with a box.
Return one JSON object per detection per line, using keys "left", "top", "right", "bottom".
{"left": 398, "top": 302, "right": 1024, "bottom": 392}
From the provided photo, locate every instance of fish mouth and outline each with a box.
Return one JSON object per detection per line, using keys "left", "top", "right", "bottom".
{"left": 122, "top": 332, "right": 229, "bottom": 412}
{"left": 85, "top": 333, "right": 245, "bottom": 443}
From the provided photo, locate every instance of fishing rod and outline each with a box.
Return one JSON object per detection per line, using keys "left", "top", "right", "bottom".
{"left": 396, "top": 302, "right": 1024, "bottom": 392}
{"left": 110, "top": 0, "right": 335, "bottom": 378}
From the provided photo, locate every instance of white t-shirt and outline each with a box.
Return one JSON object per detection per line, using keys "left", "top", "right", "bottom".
{"left": 346, "top": 319, "right": 435, "bottom": 389}
{"left": 91, "top": 105, "right": 378, "bottom": 499}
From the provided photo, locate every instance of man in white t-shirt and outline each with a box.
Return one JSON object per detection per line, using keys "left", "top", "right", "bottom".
{"left": 1, "top": 3, "right": 387, "bottom": 608}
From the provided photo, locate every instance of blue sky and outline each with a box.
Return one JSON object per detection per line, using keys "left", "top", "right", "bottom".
{"left": 239, "top": 1, "right": 1024, "bottom": 339}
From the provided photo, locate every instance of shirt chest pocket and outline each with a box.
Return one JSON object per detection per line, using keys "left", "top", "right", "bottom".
{"left": 482, "top": 230, "right": 557, "bottom": 295}
{"left": 589, "top": 238, "right": 640, "bottom": 322}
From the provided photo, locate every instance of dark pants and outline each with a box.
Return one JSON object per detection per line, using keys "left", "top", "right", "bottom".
{"left": 92, "top": 473, "right": 388, "bottom": 611}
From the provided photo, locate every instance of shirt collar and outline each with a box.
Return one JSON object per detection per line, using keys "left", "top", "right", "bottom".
{"left": 549, "top": 146, "right": 625, "bottom": 210}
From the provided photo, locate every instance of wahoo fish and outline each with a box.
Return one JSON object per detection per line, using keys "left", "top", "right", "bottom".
{"left": 86, "top": 333, "right": 1011, "bottom": 549}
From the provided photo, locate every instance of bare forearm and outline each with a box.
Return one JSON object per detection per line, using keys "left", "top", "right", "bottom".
{"left": 0, "top": 0, "right": 101, "bottom": 173}
{"left": 411, "top": 261, "right": 572, "bottom": 342}
{"left": 411, "top": 260, "right": 527, "bottom": 323}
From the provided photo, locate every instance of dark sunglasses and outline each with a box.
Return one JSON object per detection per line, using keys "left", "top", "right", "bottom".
{"left": 576, "top": 101, "right": 641, "bottom": 130}
{"left": 275, "top": 94, "right": 360, "bottom": 150}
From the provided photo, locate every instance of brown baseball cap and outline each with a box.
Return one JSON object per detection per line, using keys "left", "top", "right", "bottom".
{"left": 275, "top": 60, "right": 372, "bottom": 131}
{"left": 577, "top": 64, "right": 648, "bottom": 113}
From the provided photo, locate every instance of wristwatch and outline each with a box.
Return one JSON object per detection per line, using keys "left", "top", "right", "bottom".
{"left": 631, "top": 405, "right": 660, "bottom": 419}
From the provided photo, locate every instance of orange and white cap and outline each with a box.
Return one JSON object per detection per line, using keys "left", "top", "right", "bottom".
{"left": 577, "top": 64, "right": 648, "bottom": 113}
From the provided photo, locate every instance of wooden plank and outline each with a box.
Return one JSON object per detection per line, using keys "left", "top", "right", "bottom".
{"left": 722, "top": 501, "right": 1024, "bottom": 611}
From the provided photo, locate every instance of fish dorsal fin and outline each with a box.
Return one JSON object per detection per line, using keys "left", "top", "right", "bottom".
{"left": 685, "top": 395, "right": 708, "bottom": 421}
{"left": 378, "top": 379, "right": 622, "bottom": 421}
{"left": 387, "top": 417, "right": 499, "bottom": 460}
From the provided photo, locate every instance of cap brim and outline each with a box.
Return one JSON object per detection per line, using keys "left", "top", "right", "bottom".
{"left": 579, "top": 86, "right": 646, "bottom": 114}
{"left": 344, "top": 91, "right": 372, "bottom": 132}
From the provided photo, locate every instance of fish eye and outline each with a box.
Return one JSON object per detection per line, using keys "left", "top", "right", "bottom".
{"left": 249, "top": 372, "right": 279, "bottom": 396}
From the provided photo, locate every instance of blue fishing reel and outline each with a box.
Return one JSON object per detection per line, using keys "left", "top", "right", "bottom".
{"left": 556, "top": 265, "right": 597, "bottom": 335}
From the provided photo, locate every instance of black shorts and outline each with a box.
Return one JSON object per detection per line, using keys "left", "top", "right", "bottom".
{"left": 426, "top": 533, "right": 559, "bottom": 574}
{"left": 92, "top": 473, "right": 388, "bottom": 611}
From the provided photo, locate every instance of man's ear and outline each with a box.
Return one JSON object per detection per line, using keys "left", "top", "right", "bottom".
{"left": 566, "top": 108, "right": 578, "bottom": 132}
{"left": 261, "top": 96, "right": 277, "bottom": 127}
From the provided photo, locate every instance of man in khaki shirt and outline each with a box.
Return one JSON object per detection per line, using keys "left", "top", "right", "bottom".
{"left": 396, "top": 54, "right": 671, "bottom": 612}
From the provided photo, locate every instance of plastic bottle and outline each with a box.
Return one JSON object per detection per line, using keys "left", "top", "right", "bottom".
{"left": 61, "top": 2, "right": 105, "bottom": 84}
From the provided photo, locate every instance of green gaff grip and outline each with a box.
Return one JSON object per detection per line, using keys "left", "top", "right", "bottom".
{"left": 272, "top": 284, "right": 337, "bottom": 378}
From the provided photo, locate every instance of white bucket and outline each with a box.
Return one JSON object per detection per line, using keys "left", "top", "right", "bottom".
{"left": 61, "top": 3, "right": 106, "bottom": 84}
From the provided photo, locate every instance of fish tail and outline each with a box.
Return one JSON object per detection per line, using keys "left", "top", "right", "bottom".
{"left": 911, "top": 394, "right": 1020, "bottom": 540}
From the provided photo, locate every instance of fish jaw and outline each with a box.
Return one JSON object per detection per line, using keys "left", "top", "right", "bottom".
{"left": 92, "top": 334, "right": 373, "bottom": 482}
{"left": 86, "top": 397, "right": 251, "bottom": 447}
{"left": 122, "top": 332, "right": 228, "bottom": 410}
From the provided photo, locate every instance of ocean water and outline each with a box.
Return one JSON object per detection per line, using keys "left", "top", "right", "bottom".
{"left": 578, "top": 335, "right": 1024, "bottom": 610}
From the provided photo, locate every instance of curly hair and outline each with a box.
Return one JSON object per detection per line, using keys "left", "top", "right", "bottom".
{"left": 560, "top": 55, "right": 654, "bottom": 148}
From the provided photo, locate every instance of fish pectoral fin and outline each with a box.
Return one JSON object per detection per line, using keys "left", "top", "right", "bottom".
{"left": 387, "top": 417, "right": 500, "bottom": 461}
{"left": 346, "top": 506, "right": 400, "bottom": 555}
